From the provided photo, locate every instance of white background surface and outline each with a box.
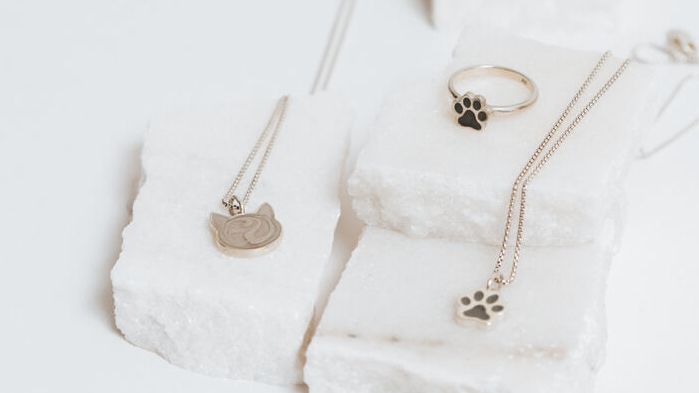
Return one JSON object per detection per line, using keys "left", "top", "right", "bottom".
{"left": 0, "top": 1, "right": 697, "bottom": 392}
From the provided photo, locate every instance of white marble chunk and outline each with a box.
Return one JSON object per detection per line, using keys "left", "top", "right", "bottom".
{"left": 305, "top": 228, "right": 611, "bottom": 393}
{"left": 348, "top": 32, "right": 656, "bottom": 246}
{"left": 111, "top": 93, "right": 352, "bottom": 384}
{"left": 429, "top": 0, "right": 621, "bottom": 51}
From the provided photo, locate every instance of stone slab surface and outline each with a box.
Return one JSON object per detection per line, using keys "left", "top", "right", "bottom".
{"left": 429, "top": 0, "right": 622, "bottom": 52}
{"left": 111, "top": 92, "right": 352, "bottom": 384}
{"left": 348, "top": 32, "right": 657, "bottom": 246}
{"left": 305, "top": 227, "right": 611, "bottom": 393}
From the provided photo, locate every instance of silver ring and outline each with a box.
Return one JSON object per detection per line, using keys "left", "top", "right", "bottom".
{"left": 448, "top": 65, "right": 538, "bottom": 130}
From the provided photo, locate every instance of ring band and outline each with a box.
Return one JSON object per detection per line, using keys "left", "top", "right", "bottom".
{"left": 448, "top": 65, "right": 538, "bottom": 130}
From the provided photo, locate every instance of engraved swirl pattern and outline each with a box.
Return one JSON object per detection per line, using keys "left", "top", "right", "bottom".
{"left": 210, "top": 203, "right": 282, "bottom": 255}
{"left": 218, "top": 213, "right": 281, "bottom": 249}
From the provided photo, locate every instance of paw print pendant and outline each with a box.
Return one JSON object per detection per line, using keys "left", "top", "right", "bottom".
{"left": 455, "top": 289, "right": 505, "bottom": 328}
{"left": 209, "top": 202, "right": 283, "bottom": 258}
{"left": 453, "top": 92, "right": 489, "bottom": 130}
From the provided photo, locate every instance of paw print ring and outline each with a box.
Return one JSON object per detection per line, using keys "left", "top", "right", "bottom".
{"left": 448, "top": 65, "right": 538, "bottom": 130}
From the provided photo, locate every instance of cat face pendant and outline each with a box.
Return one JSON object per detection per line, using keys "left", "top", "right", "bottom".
{"left": 209, "top": 203, "right": 282, "bottom": 258}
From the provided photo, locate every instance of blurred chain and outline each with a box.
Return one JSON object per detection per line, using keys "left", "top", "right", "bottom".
{"left": 634, "top": 29, "right": 699, "bottom": 159}
{"left": 310, "top": 0, "right": 357, "bottom": 93}
{"left": 221, "top": 0, "right": 356, "bottom": 215}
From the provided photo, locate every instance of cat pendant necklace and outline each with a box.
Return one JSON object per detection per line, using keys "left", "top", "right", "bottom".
{"left": 210, "top": 201, "right": 282, "bottom": 258}
{"left": 455, "top": 52, "right": 632, "bottom": 328}
{"left": 210, "top": 96, "right": 288, "bottom": 258}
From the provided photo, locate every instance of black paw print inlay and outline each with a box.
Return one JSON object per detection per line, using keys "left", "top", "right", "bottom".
{"left": 458, "top": 290, "right": 504, "bottom": 322}
{"left": 454, "top": 93, "right": 488, "bottom": 130}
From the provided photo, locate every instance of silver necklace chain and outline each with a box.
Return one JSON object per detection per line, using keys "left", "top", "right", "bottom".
{"left": 490, "top": 52, "right": 632, "bottom": 289}
{"left": 219, "top": 0, "right": 355, "bottom": 216}
{"left": 221, "top": 95, "right": 289, "bottom": 215}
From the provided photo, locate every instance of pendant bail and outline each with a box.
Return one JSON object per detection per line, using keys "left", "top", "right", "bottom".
{"left": 487, "top": 273, "right": 504, "bottom": 291}
{"left": 223, "top": 196, "right": 244, "bottom": 216}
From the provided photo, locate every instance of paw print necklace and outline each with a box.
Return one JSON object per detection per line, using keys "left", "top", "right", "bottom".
{"left": 209, "top": 96, "right": 288, "bottom": 258}
{"left": 455, "top": 52, "right": 632, "bottom": 328}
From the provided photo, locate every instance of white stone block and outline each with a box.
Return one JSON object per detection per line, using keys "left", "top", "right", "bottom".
{"left": 111, "top": 93, "right": 352, "bottom": 384}
{"left": 305, "top": 228, "right": 611, "bottom": 393}
{"left": 348, "top": 32, "right": 656, "bottom": 246}
{"left": 429, "top": 0, "right": 621, "bottom": 51}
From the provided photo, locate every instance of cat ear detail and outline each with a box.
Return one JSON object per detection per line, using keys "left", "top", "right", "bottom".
{"left": 256, "top": 203, "right": 275, "bottom": 218}
{"left": 208, "top": 201, "right": 282, "bottom": 257}
{"left": 210, "top": 212, "right": 229, "bottom": 231}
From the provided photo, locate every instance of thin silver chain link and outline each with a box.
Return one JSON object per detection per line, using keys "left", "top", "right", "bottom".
{"left": 221, "top": 95, "right": 289, "bottom": 212}
{"left": 492, "top": 52, "right": 632, "bottom": 287}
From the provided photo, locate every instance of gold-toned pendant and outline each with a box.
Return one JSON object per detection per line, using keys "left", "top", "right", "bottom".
{"left": 209, "top": 203, "right": 282, "bottom": 258}
{"left": 454, "top": 288, "right": 505, "bottom": 329}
